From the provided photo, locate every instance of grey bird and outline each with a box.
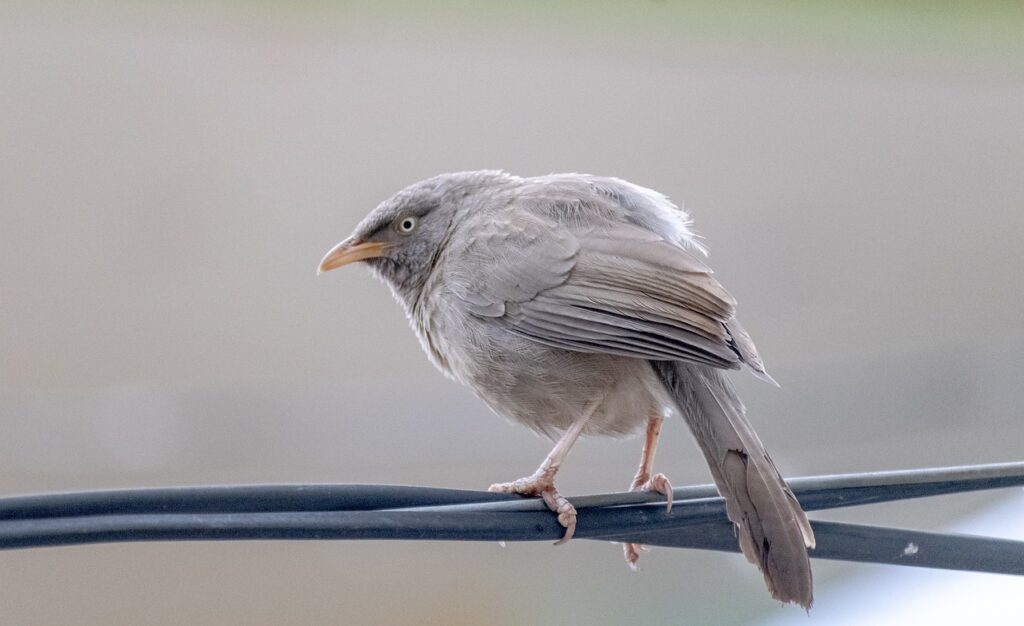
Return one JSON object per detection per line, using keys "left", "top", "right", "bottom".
{"left": 318, "top": 171, "right": 816, "bottom": 607}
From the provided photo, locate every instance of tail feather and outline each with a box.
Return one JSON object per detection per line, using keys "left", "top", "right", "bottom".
{"left": 653, "top": 360, "right": 815, "bottom": 608}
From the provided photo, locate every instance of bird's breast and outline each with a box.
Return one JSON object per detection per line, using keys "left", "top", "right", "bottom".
{"left": 409, "top": 295, "right": 455, "bottom": 378}
{"left": 411, "top": 293, "right": 661, "bottom": 437}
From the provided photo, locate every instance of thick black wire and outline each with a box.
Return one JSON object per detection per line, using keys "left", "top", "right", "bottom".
{"left": 2, "top": 463, "right": 1022, "bottom": 575}
{"left": 3, "top": 505, "right": 1022, "bottom": 575}
{"left": 4, "top": 462, "right": 1023, "bottom": 520}
{"left": 0, "top": 485, "right": 509, "bottom": 521}
{"left": 618, "top": 520, "right": 1024, "bottom": 575}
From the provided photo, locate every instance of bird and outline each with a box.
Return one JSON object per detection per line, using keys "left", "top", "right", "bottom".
{"left": 318, "top": 171, "right": 816, "bottom": 607}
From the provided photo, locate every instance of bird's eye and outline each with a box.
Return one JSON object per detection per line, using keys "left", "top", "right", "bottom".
{"left": 396, "top": 216, "right": 418, "bottom": 234}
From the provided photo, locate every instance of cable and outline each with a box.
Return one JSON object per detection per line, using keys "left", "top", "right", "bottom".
{"left": 3, "top": 461, "right": 1022, "bottom": 519}
{"left": 1, "top": 462, "right": 1022, "bottom": 576}
{"left": 623, "top": 520, "right": 1024, "bottom": 576}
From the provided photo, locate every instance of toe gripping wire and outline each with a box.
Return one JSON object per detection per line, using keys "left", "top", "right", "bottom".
{"left": 1, "top": 462, "right": 1023, "bottom": 575}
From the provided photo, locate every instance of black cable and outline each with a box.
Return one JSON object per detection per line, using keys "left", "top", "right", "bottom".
{"left": 0, "top": 484, "right": 511, "bottom": 521}
{"left": 3, "top": 505, "right": 1022, "bottom": 575}
{"left": 1, "top": 462, "right": 1022, "bottom": 576}
{"left": 3, "top": 461, "right": 1022, "bottom": 520}
{"left": 619, "top": 520, "right": 1024, "bottom": 576}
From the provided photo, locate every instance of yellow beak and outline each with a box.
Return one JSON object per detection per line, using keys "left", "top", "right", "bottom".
{"left": 317, "top": 239, "right": 389, "bottom": 274}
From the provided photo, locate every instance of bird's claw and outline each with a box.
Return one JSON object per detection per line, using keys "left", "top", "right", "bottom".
{"left": 623, "top": 542, "right": 650, "bottom": 571}
{"left": 623, "top": 471, "right": 673, "bottom": 568}
{"left": 634, "top": 472, "right": 673, "bottom": 512}
{"left": 542, "top": 488, "right": 577, "bottom": 544}
{"left": 489, "top": 475, "right": 577, "bottom": 544}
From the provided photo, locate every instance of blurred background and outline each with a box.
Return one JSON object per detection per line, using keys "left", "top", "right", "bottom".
{"left": 2, "top": 1, "right": 1023, "bottom": 624}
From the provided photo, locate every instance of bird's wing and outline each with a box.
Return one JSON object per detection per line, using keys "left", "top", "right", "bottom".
{"left": 443, "top": 211, "right": 580, "bottom": 317}
{"left": 448, "top": 213, "right": 750, "bottom": 371}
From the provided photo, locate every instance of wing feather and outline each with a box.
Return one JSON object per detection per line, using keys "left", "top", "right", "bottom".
{"left": 447, "top": 211, "right": 749, "bottom": 370}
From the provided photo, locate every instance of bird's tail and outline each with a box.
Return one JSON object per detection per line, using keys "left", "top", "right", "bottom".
{"left": 652, "top": 360, "right": 815, "bottom": 608}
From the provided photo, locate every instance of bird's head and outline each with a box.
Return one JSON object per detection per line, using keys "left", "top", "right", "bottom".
{"left": 318, "top": 170, "right": 511, "bottom": 306}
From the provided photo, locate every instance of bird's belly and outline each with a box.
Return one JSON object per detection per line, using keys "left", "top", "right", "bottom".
{"left": 431, "top": 315, "right": 666, "bottom": 438}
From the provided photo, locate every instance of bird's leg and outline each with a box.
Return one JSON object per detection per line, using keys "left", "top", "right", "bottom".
{"left": 623, "top": 413, "right": 674, "bottom": 570}
{"left": 630, "top": 413, "right": 673, "bottom": 503}
{"left": 488, "top": 402, "right": 598, "bottom": 545}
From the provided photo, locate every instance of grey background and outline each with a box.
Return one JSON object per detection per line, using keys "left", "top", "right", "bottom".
{"left": 1, "top": 2, "right": 1022, "bottom": 624}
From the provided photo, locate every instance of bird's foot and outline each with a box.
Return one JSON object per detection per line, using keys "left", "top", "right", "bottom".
{"left": 632, "top": 472, "right": 674, "bottom": 512}
{"left": 489, "top": 473, "right": 577, "bottom": 544}
{"left": 623, "top": 472, "right": 673, "bottom": 570}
